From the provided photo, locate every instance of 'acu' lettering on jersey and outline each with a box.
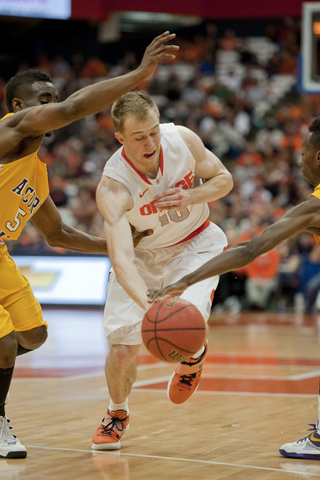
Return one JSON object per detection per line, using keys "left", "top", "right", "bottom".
{"left": 102, "top": 123, "right": 209, "bottom": 249}
{"left": 0, "top": 113, "right": 49, "bottom": 241}
{"left": 12, "top": 178, "right": 41, "bottom": 215}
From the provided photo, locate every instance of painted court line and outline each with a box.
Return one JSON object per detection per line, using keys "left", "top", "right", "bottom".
{"left": 133, "top": 388, "right": 318, "bottom": 398}
{"left": 14, "top": 369, "right": 320, "bottom": 382}
{"left": 289, "top": 369, "right": 320, "bottom": 380}
{"left": 25, "top": 445, "right": 320, "bottom": 477}
{"left": 201, "top": 372, "right": 320, "bottom": 380}
{"left": 14, "top": 368, "right": 320, "bottom": 385}
{"left": 13, "top": 372, "right": 105, "bottom": 382}
{"left": 133, "top": 376, "right": 170, "bottom": 387}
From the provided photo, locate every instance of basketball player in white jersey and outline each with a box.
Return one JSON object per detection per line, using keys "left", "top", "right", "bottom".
{"left": 92, "top": 91, "right": 233, "bottom": 450}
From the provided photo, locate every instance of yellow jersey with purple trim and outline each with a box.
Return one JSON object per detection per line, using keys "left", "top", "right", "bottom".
{"left": 311, "top": 184, "right": 320, "bottom": 246}
{"left": 0, "top": 113, "right": 49, "bottom": 241}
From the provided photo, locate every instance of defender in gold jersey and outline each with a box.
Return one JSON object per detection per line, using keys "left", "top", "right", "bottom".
{"left": 0, "top": 32, "right": 178, "bottom": 458}
{"left": 148, "top": 117, "right": 320, "bottom": 460}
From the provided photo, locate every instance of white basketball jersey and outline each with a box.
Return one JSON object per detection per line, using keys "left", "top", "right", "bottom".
{"left": 102, "top": 123, "right": 209, "bottom": 249}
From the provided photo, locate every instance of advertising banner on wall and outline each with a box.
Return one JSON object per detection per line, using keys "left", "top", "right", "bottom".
{"left": 13, "top": 255, "right": 111, "bottom": 306}
{"left": 0, "top": 0, "right": 71, "bottom": 19}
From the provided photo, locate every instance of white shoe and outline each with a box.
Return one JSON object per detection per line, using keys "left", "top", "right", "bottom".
{"left": 280, "top": 423, "right": 320, "bottom": 459}
{"left": 0, "top": 416, "right": 27, "bottom": 458}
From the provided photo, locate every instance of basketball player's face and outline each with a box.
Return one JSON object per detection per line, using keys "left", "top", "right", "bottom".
{"left": 23, "top": 81, "right": 58, "bottom": 106}
{"left": 18, "top": 81, "right": 58, "bottom": 136}
{"left": 116, "top": 110, "right": 161, "bottom": 174}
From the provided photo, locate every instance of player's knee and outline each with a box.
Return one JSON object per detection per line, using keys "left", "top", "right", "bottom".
{"left": 0, "top": 332, "right": 18, "bottom": 367}
{"left": 34, "top": 325, "right": 48, "bottom": 348}
{"left": 16, "top": 325, "right": 48, "bottom": 351}
{"left": 110, "top": 344, "right": 138, "bottom": 370}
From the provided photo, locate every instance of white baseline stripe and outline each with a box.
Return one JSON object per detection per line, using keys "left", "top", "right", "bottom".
{"left": 137, "top": 363, "right": 168, "bottom": 371}
{"left": 289, "top": 369, "right": 320, "bottom": 380}
{"left": 132, "top": 388, "right": 318, "bottom": 398}
{"left": 24, "top": 445, "right": 320, "bottom": 477}
{"left": 133, "top": 376, "right": 170, "bottom": 387}
{"left": 138, "top": 362, "right": 320, "bottom": 371}
{"left": 134, "top": 371, "right": 320, "bottom": 385}
{"left": 137, "top": 367, "right": 320, "bottom": 381}
{"left": 13, "top": 372, "right": 105, "bottom": 382}
{"left": 200, "top": 373, "right": 320, "bottom": 380}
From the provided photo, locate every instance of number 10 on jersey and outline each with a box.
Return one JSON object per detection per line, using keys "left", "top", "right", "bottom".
{"left": 159, "top": 208, "right": 190, "bottom": 226}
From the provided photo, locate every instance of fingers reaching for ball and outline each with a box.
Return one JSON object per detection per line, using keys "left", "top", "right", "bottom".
{"left": 147, "top": 279, "right": 189, "bottom": 303}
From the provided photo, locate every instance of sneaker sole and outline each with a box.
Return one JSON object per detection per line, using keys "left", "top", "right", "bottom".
{"left": 0, "top": 450, "right": 27, "bottom": 458}
{"left": 91, "top": 425, "right": 129, "bottom": 450}
{"left": 279, "top": 448, "right": 320, "bottom": 459}
{"left": 91, "top": 442, "right": 121, "bottom": 450}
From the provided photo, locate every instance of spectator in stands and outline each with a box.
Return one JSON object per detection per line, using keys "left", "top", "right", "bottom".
{"left": 255, "top": 118, "right": 284, "bottom": 152}
{"left": 181, "top": 78, "right": 207, "bottom": 106}
{"left": 220, "top": 69, "right": 242, "bottom": 92}
{"left": 243, "top": 247, "right": 280, "bottom": 310}
{"left": 70, "top": 185, "right": 99, "bottom": 230}
{"left": 80, "top": 56, "right": 108, "bottom": 78}
{"left": 219, "top": 29, "right": 239, "bottom": 51}
{"left": 236, "top": 143, "right": 264, "bottom": 167}
{"left": 237, "top": 39, "right": 260, "bottom": 67}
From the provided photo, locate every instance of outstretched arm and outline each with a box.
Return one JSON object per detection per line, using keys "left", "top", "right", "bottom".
{"left": 5, "top": 32, "right": 179, "bottom": 139}
{"left": 32, "top": 196, "right": 151, "bottom": 253}
{"left": 148, "top": 196, "right": 320, "bottom": 300}
{"left": 31, "top": 196, "right": 108, "bottom": 253}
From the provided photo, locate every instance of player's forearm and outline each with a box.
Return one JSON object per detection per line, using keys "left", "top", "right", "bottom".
{"left": 112, "top": 260, "right": 148, "bottom": 310}
{"left": 46, "top": 224, "right": 108, "bottom": 254}
{"left": 183, "top": 241, "right": 256, "bottom": 286}
{"left": 186, "top": 213, "right": 309, "bottom": 286}
{"left": 63, "top": 69, "right": 145, "bottom": 121}
{"left": 16, "top": 69, "right": 145, "bottom": 137}
{"left": 190, "top": 171, "right": 233, "bottom": 205}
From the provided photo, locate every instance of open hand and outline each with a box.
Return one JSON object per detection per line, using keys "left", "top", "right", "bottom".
{"left": 138, "top": 32, "right": 179, "bottom": 79}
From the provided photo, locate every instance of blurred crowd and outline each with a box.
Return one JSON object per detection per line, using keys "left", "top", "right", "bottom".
{"left": 3, "top": 17, "right": 320, "bottom": 313}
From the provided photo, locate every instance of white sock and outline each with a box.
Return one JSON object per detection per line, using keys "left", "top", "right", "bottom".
{"left": 191, "top": 344, "right": 206, "bottom": 360}
{"left": 109, "top": 398, "right": 129, "bottom": 414}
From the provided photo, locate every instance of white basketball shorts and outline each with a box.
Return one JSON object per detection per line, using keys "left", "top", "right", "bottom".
{"left": 104, "top": 222, "right": 227, "bottom": 345}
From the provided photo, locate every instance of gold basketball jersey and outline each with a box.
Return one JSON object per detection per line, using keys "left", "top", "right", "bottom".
{"left": 311, "top": 184, "right": 320, "bottom": 246}
{"left": 0, "top": 113, "right": 49, "bottom": 241}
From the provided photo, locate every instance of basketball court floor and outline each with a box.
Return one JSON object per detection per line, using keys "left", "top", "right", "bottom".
{"left": 3, "top": 308, "right": 320, "bottom": 479}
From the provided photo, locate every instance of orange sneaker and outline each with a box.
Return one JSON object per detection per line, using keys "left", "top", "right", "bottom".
{"left": 91, "top": 409, "right": 129, "bottom": 450}
{"left": 167, "top": 342, "right": 207, "bottom": 404}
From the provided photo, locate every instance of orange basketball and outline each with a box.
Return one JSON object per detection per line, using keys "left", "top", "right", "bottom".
{"left": 142, "top": 297, "right": 206, "bottom": 363}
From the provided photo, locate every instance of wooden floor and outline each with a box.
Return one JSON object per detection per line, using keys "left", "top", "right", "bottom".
{"left": 3, "top": 309, "right": 320, "bottom": 479}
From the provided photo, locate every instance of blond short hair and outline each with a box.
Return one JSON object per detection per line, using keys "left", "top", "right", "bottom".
{"left": 111, "top": 91, "right": 160, "bottom": 133}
